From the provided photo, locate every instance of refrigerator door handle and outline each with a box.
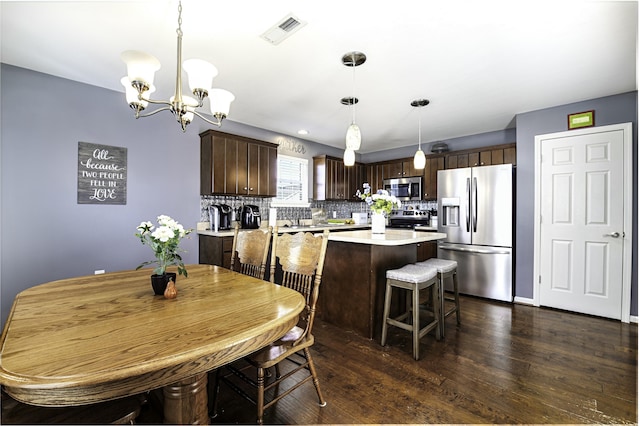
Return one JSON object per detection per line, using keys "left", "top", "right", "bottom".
{"left": 439, "top": 243, "right": 511, "bottom": 255}
{"left": 465, "top": 177, "right": 471, "bottom": 232}
{"left": 472, "top": 177, "right": 478, "bottom": 232}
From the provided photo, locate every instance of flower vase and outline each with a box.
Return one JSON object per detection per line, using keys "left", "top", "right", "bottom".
{"left": 371, "top": 212, "right": 386, "bottom": 234}
{"left": 150, "top": 272, "right": 177, "bottom": 295}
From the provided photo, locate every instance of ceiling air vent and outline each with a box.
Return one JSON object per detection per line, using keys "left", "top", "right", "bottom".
{"left": 260, "top": 13, "right": 306, "bottom": 45}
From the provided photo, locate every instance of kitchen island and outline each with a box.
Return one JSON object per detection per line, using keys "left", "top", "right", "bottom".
{"left": 320, "top": 229, "right": 446, "bottom": 340}
{"left": 198, "top": 226, "right": 445, "bottom": 340}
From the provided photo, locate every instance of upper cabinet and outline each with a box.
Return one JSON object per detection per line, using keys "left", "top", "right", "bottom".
{"left": 314, "top": 155, "right": 365, "bottom": 200}
{"left": 423, "top": 155, "right": 445, "bottom": 200}
{"left": 445, "top": 143, "right": 516, "bottom": 169}
{"left": 200, "top": 129, "right": 277, "bottom": 196}
{"left": 378, "top": 159, "right": 423, "bottom": 180}
{"left": 357, "top": 143, "right": 515, "bottom": 201}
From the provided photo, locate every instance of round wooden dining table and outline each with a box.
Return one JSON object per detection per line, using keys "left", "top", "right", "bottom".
{"left": 0, "top": 264, "right": 305, "bottom": 424}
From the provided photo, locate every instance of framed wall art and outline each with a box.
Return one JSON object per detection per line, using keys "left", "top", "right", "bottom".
{"left": 77, "top": 142, "right": 127, "bottom": 205}
{"left": 567, "top": 110, "right": 595, "bottom": 130}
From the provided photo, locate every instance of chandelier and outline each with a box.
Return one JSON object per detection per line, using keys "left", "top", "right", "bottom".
{"left": 120, "top": 1, "right": 235, "bottom": 132}
{"left": 411, "top": 99, "right": 430, "bottom": 169}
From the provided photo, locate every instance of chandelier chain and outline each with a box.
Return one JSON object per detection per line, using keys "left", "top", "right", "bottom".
{"left": 177, "top": 1, "right": 183, "bottom": 36}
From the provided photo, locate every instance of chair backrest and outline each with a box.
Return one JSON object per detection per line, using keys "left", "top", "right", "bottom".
{"left": 269, "top": 228, "right": 330, "bottom": 341}
{"left": 230, "top": 224, "right": 272, "bottom": 280}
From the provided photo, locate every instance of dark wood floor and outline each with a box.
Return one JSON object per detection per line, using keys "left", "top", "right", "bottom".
{"left": 142, "top": 295, "right": 638, "bottom": 424}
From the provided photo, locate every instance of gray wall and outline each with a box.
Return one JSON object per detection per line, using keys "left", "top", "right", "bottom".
{"left": 1, "top": 64, "right": 637, "bottom": 330}
{"left": 515, "top": 91, "right": 638, "bottom": 315}
{"left": 0, "top": 64, "right": 206, "bottom": 327}
{"left": 0, "top": 64, "right": 341, "bottom": 328}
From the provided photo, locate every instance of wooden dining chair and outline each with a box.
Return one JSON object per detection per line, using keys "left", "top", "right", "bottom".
{"left": 229, "top": 223, "right": 272, "bottom": 280}
{"left": 211, "top": 228, "right": 330, "bottom": 424}
{"left": 1, "top": 387, "right": 148, "bottom": 424}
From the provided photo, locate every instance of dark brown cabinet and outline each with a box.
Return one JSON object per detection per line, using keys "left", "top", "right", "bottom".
{"left": 199, "top": 235, "right": 233, "bottom": 268}
{"left": 365, "top": 163, "right": 384, "bottom": 192}
{"left": 314, "top": 143, "right": 515, "bottom": 201}
{"left": 378, "top": 159, "right": 423, "bottom": 180}
{"left": 423, "top": 155, "right": 445, "bottom": 200}
{"left": 200, "top": 129, "right": 277, "bottom": 196}
{"left": 314, "top": 155, "right": 364, "bottom": 200}
{"left": 417, "top": 241, "right": 437, "bottom": 261}
{"left": 445, "top": 143, "right": 516, "bottom": 169}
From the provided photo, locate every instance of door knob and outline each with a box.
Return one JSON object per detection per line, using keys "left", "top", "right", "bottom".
{"left": 603, "top": 232, "right": 621, "bottom": 238}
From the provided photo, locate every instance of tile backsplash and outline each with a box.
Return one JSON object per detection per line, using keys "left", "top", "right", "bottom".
{"left": 200, "top": 195, "right": 437, "bottom": 223}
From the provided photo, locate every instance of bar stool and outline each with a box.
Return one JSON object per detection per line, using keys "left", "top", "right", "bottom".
{"left": 381, "top": 264, "right": 441, "bottom": 360}
{"left": 416, "top": 258, "right": 461, "bottom": 337}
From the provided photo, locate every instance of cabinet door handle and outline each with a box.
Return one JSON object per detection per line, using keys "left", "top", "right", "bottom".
{"left": 243, "top": 187, "right": 248, "bottom": 190}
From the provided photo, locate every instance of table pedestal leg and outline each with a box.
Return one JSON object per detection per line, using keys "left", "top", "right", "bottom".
{"left": 163, "top": 373, "right": 209, "bottom": 424}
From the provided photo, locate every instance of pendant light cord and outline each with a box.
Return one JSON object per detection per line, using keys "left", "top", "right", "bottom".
{"left": 418, "top": 108, "right": 422, "bottom": 150}
{"left": 351, "top": 54, "right": 357, "bottom": 125}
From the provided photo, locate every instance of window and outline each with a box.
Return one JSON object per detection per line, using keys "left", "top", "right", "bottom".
{"left": 272, "top": 155, "right": 309, "bottom": 207}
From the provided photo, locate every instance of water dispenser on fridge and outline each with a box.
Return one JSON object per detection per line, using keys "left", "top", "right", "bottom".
{"left": 441, "top": 197, "right": 460, "bottom": 227}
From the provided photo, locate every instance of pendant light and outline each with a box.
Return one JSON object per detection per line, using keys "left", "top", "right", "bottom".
{"left": 343, "top": 148, "right": 356, "bottom": 166}
{"left": 342, "top": 51, "right": 366, "bottom": 153}
{"left": 411, "top": 99, "right": 430, "bottom": 169}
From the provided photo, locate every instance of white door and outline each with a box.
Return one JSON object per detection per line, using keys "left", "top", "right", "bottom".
{"left": 535, "top": 123, "right": 631, "bottom": 320}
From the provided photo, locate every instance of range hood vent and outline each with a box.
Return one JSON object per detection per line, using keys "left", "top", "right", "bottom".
{"left": 261, "top": 13, "right": 306, "bottom": 45}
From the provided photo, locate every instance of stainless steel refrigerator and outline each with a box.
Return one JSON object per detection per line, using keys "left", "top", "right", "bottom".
{"left": 437, "top": 164, "right": 514, "bottom": 302}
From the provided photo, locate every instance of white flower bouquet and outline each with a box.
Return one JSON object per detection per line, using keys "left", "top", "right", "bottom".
{"left": 355, "top": 183, "right": 402, "bottom": 215}
{"left": 135, "top": 215, "right": 193, "bottom": 277}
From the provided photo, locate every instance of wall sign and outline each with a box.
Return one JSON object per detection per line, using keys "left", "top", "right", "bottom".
{"left": 568, "top": 110, "right": 595, "bottom": 130}
{"left": 77, "top": 142, "right": 127, "bottom": 205}
{"left": 276, "top": 137, "right": 307, "bottom": 155}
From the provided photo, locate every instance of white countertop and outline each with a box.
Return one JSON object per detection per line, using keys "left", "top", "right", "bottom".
{"left": 197, "top": 223, "right": 370, "bottom": 237}
{"left": 197, "top": 225, "right": 446, "bottom": 246}
{"left": 328, "top": 229, "right": 447, "bottom": 246}
{"left": 414, "top": 225, "right": 439, "bottom": 232}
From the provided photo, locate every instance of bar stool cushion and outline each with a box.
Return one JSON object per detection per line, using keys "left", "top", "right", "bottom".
{"left": 386, "top": 264, "right": 437, "bottom": 283}
{"left": 416, "top": 258, "right": 457, "bottom": 274}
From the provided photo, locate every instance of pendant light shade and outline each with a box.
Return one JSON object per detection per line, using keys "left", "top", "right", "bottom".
{"left": 411, "top": 98, "right": 430, "bottom": 170}
{"left": 346, "top": 123, "right": 361, "bottom": 150}
{"left": 209, "top": 89, "right": 236, "bottom": 119}
{"left": 413, "top": 148, "right": 426, "bottom": 169}
{"left": 343, "top": 148, "right": 355, "bottom": 166}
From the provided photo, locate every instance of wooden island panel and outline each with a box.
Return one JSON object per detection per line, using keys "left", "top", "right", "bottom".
{"left": 319, "top": 241, "right": 418, "bottom": 340}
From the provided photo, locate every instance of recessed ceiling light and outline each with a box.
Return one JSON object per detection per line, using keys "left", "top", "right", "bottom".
{"left": 297, "top": 129, "right": 309, "bottom": 135}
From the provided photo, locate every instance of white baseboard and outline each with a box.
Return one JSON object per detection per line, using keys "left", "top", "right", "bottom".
{"left": 513, "top": 297, "right": 638, "bottom": 324}
{"left": 513, "top": 296, "right": 534, "bottom": 305}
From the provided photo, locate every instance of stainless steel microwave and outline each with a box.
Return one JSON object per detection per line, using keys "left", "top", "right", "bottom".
{"left": 383, "top": 176, "right": 422, "bottom": 201}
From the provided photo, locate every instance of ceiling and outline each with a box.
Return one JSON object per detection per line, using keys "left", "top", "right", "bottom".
{"left": 1, "top": 1, "right": 637, "bottom": 153}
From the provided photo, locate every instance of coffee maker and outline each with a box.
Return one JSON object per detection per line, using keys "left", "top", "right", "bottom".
{"left": 218, "top": 204, "right": 232, "bottom": 230}
{"left": 241, "top": 205, "right": 261, "bottom": 229}
{"left": 209, "top": 204, "right": 232, "bottom": 232}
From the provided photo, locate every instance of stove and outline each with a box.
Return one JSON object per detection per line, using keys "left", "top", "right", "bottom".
{"left": 388, "top": 209, "right": 431, "bottom": 228}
